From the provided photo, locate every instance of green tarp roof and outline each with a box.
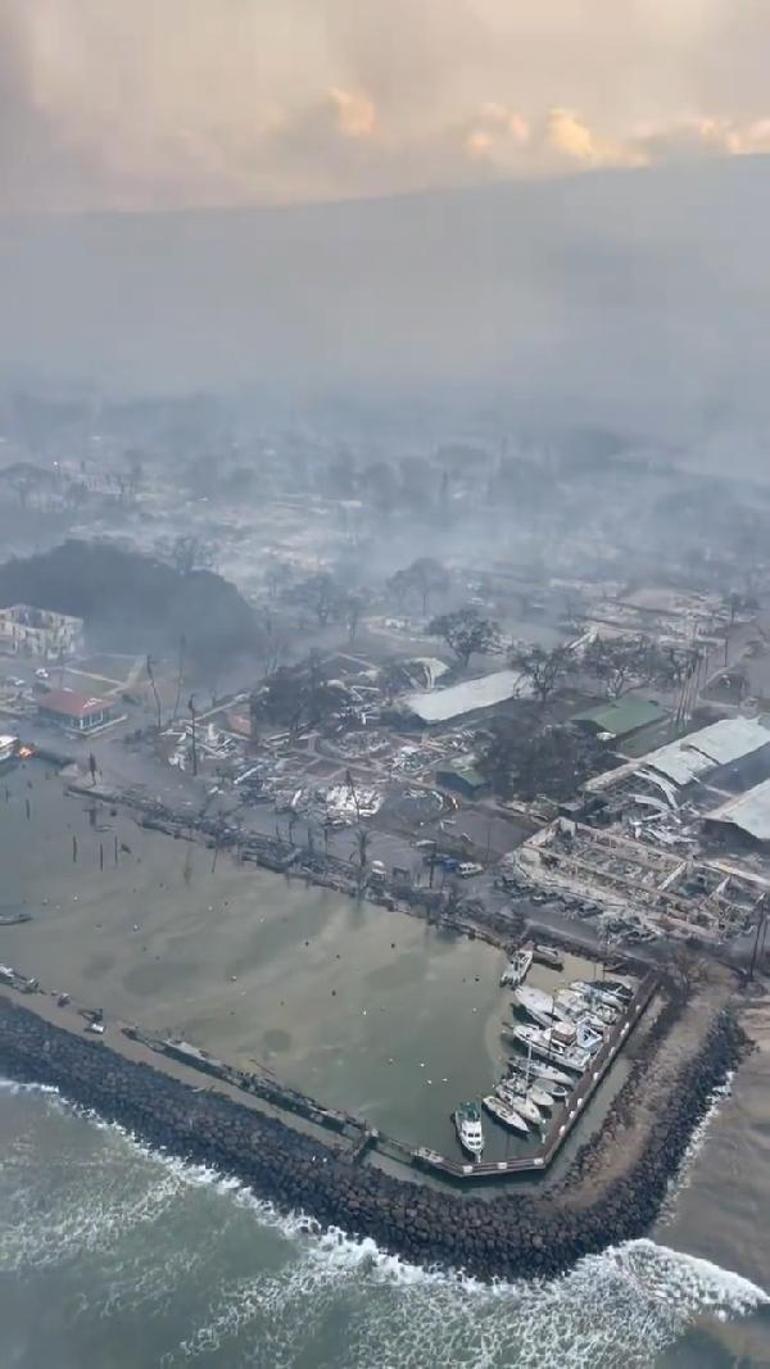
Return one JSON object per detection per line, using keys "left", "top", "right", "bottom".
{"left": 571, "top": 697, "right": 667, "bottom": 738}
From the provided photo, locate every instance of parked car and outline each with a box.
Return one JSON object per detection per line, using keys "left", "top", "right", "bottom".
{"left": 457, "top": 861, "right": 484, "bottom": 878}
{"left": 34, "top": 667, "right": 49, "bottom": 680}
{"left": 423, "top": 853, "right": 460, "bottom": 872}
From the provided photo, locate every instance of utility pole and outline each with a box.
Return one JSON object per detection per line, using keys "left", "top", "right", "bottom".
{"left": 749, "top": 897, "right": 768, "bottom": 983}
{"left": 188, "top": 695, "right": 198, "bottom": 777}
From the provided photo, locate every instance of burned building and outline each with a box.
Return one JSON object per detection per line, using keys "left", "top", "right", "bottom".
{"left": 0, "top": 604, "right": 84, "bottom": 660}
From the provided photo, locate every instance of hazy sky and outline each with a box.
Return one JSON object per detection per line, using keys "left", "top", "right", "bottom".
{"left": 4, "top": 0, "right": 770, "bottom": 211}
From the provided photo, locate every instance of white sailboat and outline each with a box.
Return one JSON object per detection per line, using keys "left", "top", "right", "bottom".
{"left": 571, "top": 979, "right": 627, "bottom": 1012}
{"left": 482, "top": 1093, "right": 530, "bottom": 1135}
{"left": 507, "top": 1074, "right": 554, "bottom": 1110}
{"left": 496, "top": 1081, "right": 544, "bottom": 1125}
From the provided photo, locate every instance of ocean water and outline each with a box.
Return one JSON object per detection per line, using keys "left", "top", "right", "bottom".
{"left": 1, "top": 1017, "right": 769, "bottom": 1369}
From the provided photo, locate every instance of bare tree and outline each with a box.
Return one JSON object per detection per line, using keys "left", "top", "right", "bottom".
{"left": 428, "top": 607, "right": 500, "bottom": 669}
{"left": 386, "top": 569, "right": 412, "bottom": 611}
{"left": 170, "top": 535, "right": 214, "bottom": 577}
{"left": 293, "top": 572, "right": 341, "bottom": 626}
{"left": 345, "top": 768, "right": 362, "bottom": 822}
{"left": 385, "top": 556, "right": 450, "bottom": 617}
{"left": 510, "top": 643, "right": 574, "bottom": 707}
{"left": 378, "top": 659, "right": 408, "bottom": 703}
{"left": 345, "top": 590, "right": 369, "bottom": 644}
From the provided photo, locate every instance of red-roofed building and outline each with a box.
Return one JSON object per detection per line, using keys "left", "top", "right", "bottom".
{"left": 38, "top": 689, "right": 114, "bottom": 733}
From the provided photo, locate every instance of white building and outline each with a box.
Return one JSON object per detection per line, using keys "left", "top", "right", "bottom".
{"left": 402, "top": 668, "right": 531, "bottom": 725}
{"left": 0, "top": 604, "right": 84, "bottom": 660}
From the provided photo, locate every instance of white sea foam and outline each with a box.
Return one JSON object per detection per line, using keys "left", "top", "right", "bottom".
{"left": 0, "top": 1075, "right": 60, "bottom": 1098}
{"left": 2, "top": 1071, "right": 767, "bottom": 1368}
{"left": 162, "top": 1230, "right": 768, "bottom": 1369}
{"left": 657, "top": 1070, "right": 735, "bottom": 1224}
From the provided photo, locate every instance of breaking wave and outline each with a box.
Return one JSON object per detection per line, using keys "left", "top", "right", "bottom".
{"left": 656, "top": 1070, "right": 735, "bottom": 1224}
{"left": 0, "top": 1074, "right": 766, "bottom": 1367}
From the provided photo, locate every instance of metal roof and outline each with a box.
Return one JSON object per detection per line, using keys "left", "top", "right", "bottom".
{"left": 706, "top": 778, "right": 770, "bottom": 842}
{"left": 641, "top": 741, "right": 714, "bottom": 787}
{"left": 689, "top": 716, "right": 770, "bottom": 767}
{"left": 572, "top": 697, "right": 667, "bottom": 738}
{"left": 38, "top": 689, "right": 108, "bottom": 719}
{"left": 403, "top": 669, "right": 529, "bottom": 723}
{"left": 641, "top": 716, "right": 770, "bottom": 785}
{"left": 436, "top": 758, "right": 487, "bottom": 789}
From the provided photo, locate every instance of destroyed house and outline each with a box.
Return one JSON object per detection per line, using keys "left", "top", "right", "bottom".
{"left": 586, "top": 715, "right": 770, "bottom": 806}
{"left": 0, "top": 603, "right": 83, "bottom": 659}
{"left": 402, "top": 669, "right": 529, "bottom": 726}
{"left": 435, "top": 758, "right": 489, "bottom": 798}
{"left": 704, "top": 779, "right": 770, "bottom": 851}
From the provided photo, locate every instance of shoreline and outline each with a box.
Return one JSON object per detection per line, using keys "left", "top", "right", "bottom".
{"left": 0, "top": 988, "right": 748, "bottom": 1281}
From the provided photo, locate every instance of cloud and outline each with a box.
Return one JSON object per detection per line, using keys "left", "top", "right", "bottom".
{"left": 2, "top": 0, "right": 770, "bottom": 210}
{"left": 547, "top": 109, "right": 602, "bottom": 163}
{"left": 328, "top": 88, "right": 376, "bottom": 139}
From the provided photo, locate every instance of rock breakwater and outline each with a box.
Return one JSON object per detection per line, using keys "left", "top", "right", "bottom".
{"left": 0, "top": 995, "right": 746, "bottom": 1280}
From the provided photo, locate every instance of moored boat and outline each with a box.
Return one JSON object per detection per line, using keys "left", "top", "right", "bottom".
{"left": 496, "top": 1082, "right": 543, "bottom": 1126}
{"left": 512, "top": 986, "right": 576, "bottom": 1041}
{"left": 602, "top": 977, "right": 634, "bottom": 1003}
{"left": 532, "top": 943, "right": 564, "bottom": 970}
{"left": 571, "top": 979, "right": 627, "bottom": 1012}
{"left": 482, "top": 1093, "right": 530, "bottom": 1135}
{"left": 498, "top": 1067, "right": 550, "bottom": 1111}
{"left": 511, "top": 1024, "right": 589, "bottom": 1074}
{"left": 556, "top": 987, "right": 617, "bottom": 1027}
{"left": 453, "top": 1101, "right": 485, "bottom": 1157}
{"left": 500, "top": 946, "right": 533, "bottom": 987}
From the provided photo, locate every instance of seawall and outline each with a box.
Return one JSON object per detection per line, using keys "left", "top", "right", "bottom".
{"left": 0, "top": 993, "right": 746, "bottom": 1280}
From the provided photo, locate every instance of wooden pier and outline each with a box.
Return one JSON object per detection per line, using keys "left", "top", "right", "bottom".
{"left": 411, "top": 970, "right": 659, "bottom": 1181}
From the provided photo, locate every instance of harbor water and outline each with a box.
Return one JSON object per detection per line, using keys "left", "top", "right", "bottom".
{"left": 1, "top": 764, "right": 769, "bottom": 1364}
{"left": 1, "top": 1045, "right": 769, "bottom": 1368}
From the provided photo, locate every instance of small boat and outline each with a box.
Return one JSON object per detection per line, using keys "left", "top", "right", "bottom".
{"left": 500, "top": 1028, "right": 575, "bottom": 1085}
{"left": 513, "top": 986, "right": 576, "bottom": 1041}
{"left": 482, "top": 1093, "right": 530, "bottom": 1135}
{"left": 532, "top": 943, "right": 564, "bottom": 971}
{"left": 602, "top": 977, "right": 634, "bottom": 1003}
{"left": 453, "top": 1101, "right": 485, "bottom": 1157}
{"left": 571, "top": 980, "right": 627, "bottom": 1012}
{"left": 496, "top": 1082, "right": 543, "bottom": 1126}
{"left": 533, "top": 1078, "right": 570, "bottom": 1104}
{"left": 500, "top": 946, "right": 533, "bottom": 987}
{"left": 504, "top": 1072, "right": 554, "bottom": 1111}
{"left": 511, "top": 1025, "right": 589, "bottom": 1074}
{"left": 558, "top": 987, "right": 617, "bottom": 1024}
{"left": 521, "top": 1060, "right": 574, "bottom": 1090}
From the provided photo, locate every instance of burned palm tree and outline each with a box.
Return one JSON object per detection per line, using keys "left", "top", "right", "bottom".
{"left": 146, "top": 655, "right": 163, "bottom": 730}
{"left": 354, "top": 826, "right": 370, "bottom": 892}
